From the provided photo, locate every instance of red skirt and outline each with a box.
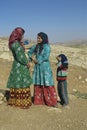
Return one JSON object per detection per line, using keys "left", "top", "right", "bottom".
{"left": 34, "top": 85, "right": 57, "bottom": 106}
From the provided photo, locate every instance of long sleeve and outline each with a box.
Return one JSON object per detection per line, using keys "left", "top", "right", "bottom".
{"left": 12, "top": 42, "right": 28, "bottom": 65}
{"left": 28, "top": 45, "right": 36, "bottom": 62}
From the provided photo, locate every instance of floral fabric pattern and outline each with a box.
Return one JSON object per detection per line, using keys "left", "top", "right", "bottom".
{"left": 7, "top": 42, "right": 32, "bottom": 88}
{"left": 28, "top": 44, "right": 54, "bottom": 86}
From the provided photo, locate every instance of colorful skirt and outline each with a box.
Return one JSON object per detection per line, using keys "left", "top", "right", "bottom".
{"left": 34, "top": 85, "right": 57, "bottom": 106}
{"left": 8, "top": 87, "right": 32, "bottom": 109}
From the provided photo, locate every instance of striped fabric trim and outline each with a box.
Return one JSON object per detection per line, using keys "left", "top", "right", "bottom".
{"left": 56, "top": 77, "right": 67, "bottom": 81}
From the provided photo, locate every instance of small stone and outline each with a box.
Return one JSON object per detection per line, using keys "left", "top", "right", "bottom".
{"left": 85, "top": 78, "right": 87, "bottom": 82}
{"left": 78, "top": 76, "right": 82, "bottom": 80}
{"left": 73, "top": 89, "right": 77, "bottom": 92}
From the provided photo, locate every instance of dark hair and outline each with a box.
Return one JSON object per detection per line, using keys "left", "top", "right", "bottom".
{"left": 37, "top": 32, "right": 48, "bottom": 44}
{"left": 34, "top": 32, "right": 49, "bottom": 54}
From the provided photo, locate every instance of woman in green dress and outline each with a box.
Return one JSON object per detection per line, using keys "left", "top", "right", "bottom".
{"left": 7, "top": 27, "right": 32, "bottom": 109}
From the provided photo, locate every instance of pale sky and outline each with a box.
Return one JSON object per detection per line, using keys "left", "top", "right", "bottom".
{"left": 0, "top": 0, "right": 87, "bottom": 43}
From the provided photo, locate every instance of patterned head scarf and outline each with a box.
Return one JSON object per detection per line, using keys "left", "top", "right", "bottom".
{"left": 9, "top": 27, "right": 25, "bottom": 49}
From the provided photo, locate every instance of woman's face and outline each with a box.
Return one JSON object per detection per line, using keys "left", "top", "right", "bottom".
{"left": 37, "top": 36, "right": 43, "bottom": 44}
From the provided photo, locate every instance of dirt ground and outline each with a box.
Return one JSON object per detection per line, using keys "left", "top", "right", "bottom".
{"left": 0, "top": 59, "right": 87, "bottom": 130}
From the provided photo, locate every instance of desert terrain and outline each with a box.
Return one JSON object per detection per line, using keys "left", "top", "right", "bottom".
{"left": 0, "top": 38, "right": 87, "bottom": 130}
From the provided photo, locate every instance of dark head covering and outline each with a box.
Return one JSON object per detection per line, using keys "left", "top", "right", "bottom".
{"left": 58, "top": 54, "right": 68, "bottom": 63}
{"left": 34, "top": 32, "right": 49, "bottom": 54}
{"left": 9, "top": 27, "right": 25, "bottom": 49}
{"left": 58, "top": 54, "right": 68, "bottom": 68}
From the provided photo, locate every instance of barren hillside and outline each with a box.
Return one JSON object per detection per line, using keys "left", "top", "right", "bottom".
{"left": 0, "top": 39, "right": 87, "bottom": 130}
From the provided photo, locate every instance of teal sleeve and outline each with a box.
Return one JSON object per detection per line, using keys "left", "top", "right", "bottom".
{"left": 37, "top": 45, "right": 50, "bottom": 64}
{"left": 12, "top": 42, "right": 28, "bottom": 65}
{"left": 28, "top": 45, "right": 36, "bottom": 62}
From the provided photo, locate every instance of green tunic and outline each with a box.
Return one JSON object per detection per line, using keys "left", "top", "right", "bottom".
{"left": 7, "top": 42, "right": 32, "bottom": 89}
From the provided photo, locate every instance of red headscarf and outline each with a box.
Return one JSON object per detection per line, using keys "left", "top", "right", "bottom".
{"left": 9, "top": 27, "right": 25, "bottom": 49}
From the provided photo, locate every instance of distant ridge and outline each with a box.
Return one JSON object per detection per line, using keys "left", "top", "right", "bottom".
{"left": 51, "top": 42, "right": 63, "bottom": 45}
{"left": 0, "top": 37, "right": 87, "bottom": 47}
{"left": 0, "top": 37, "right": 8, "bottom": 40}
{"left": 54, "top": 40, "right": 87, "bottom": 47}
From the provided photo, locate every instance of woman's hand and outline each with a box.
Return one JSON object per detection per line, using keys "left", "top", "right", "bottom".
{"left": 27, "top": 62, "right": 30, "bottom": 69}
{"left": 32, "top": 58, "right": 38, "bottom": 64}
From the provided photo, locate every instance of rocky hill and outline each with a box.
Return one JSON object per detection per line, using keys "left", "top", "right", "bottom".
{"left": 0, "top": 38, "right": 87, "bottom": 68}
{"left": 55, "top": 39, "right": 87, "bottom": 48}
{"left": 0, "top": 38, "right": 87, "bottom": 130}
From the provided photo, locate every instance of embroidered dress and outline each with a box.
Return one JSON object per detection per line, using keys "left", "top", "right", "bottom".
{"left": 7, "top": 42, "right": 32, "bottom": 108}
{"left": 28, "top": 44, "right": 57, "bottom": 106}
